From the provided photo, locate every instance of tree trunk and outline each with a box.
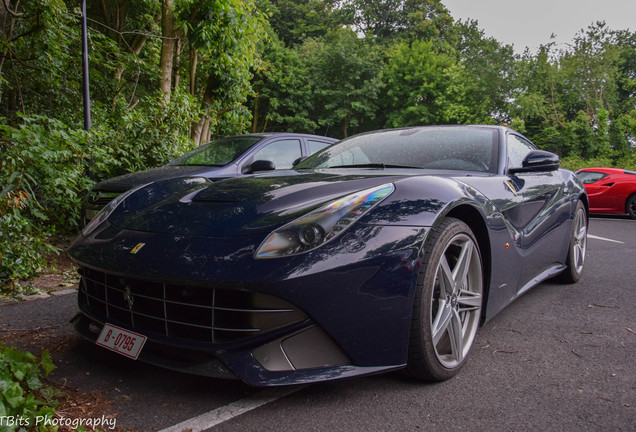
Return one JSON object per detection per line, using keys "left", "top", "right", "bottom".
{"left": 252, "top": 96, "right": 259, "bottom": 132}
{"left": 189, "top": 47, "right": 198, "bottom": 96}
{"left": 191, "top": 114, "right": 207, "bottom": 145}
{"left": 159, "top": 0, "right": 177, "bottom": 103}
{"left": 0, "top": 0, "right": 12, "bottom": 82}
{"left": 173, "top": 37, "right": 181, "bottom": 89}
{"left": 190, "top": 72, "right": 218, "bottom": 142}
{"left": 201, "top": 117, "right": 210, "bottom": 144}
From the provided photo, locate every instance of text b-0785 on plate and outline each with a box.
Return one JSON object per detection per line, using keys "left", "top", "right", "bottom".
{"left": 96, "top": 323, "right": 147, "bottom": 360}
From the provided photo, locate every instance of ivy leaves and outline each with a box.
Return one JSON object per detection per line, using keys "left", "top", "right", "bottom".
{"left": 0, "top": 344, "right": 59, "bottom": 431}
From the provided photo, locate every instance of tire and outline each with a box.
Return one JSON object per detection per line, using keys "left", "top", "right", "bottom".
{"left": 627, "top": 194, "right": 636, "bottom": 220}
{"left": 556, "top": 200, "right": 587, "bottom": 283}
{"left": 406, "top": 218, "right": 483, "bottom": 381}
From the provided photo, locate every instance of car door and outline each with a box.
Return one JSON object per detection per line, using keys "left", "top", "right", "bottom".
{"left": 499, "top": 133, "right": 571, "bottom": 292}
{"left": 468, "top": 133, "right": 570, "bottom": 300}
{"left": 584, "top": 173, "right": 618, "bottom": 211}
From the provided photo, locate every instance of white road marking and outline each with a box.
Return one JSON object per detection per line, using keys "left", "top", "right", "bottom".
{"left": 158, "top": 385, "right": 306, "bottom": 432}
{"left": 588, "top": 234, "right": 624, "bottom": 244}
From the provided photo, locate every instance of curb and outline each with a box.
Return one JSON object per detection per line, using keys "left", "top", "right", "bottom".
{"left": 1, "top": 287, "right": 77, "bottom": 306}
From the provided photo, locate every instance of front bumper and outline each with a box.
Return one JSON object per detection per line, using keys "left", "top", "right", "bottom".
{"left": 73, "top": 298, "right": 402, "bottom": 386}
{"left": 69, "top": 222, "right": 427, "bottom": 386}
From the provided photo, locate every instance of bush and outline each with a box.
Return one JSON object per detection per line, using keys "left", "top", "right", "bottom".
{"left": 0, "top": 344, "right": 60, "bottom": 432}
{"left": 559, "top": 156, "right": 616, "bottom": 172}
{"left": 0, "top": 116, "right": 89, "bottom": 290}
{"left": 90, "top": 90, "right": 202, "bottom": 182}
{"left": 0, "top": 171, "right": 56, "bottom": 293}
{"left": 0, "top": 116, "right": 93, "bottom": 233}
{"left": 0, "top": 209, "right": 56, "bottom": 296}
{"left": 560, "top": 149, "right": 636, "bottom": 172}
{"left": 615, "top": 151, "right": 636, "bottom": 171}
{"left": 0, "top": 94, "right": 202, "bottom": 292}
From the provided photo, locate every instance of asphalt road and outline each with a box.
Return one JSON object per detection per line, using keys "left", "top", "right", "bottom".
{"left": 1, "top": 216, "right": 634, "bottom": 431}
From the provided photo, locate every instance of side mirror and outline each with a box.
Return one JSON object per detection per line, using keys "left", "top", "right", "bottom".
{"left": 292, "top": 156, "right": 309, "bottom": 166}
{"left": 246, "top": 160, "right": 276, "bottom": 174}
{"left": 509, "top": 150, "right": 560, "bottom": 174}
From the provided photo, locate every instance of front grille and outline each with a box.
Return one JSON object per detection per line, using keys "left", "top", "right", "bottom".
{"left": 78, "top": 267, "right": 307, "bottom": 344}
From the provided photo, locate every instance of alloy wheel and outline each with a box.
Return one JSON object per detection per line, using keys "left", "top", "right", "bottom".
{"left": 430, "top": 233, "right": 483, "bottom": 368}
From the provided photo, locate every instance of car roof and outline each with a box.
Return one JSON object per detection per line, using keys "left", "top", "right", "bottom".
{"left": 577, "top": 167, "right": 627, "bottom": 175}
{"left": 223, "top": 132, "right": 338, "bottom": 142}
{"left": 344, "top": 124, "right": 512, "bottom": 136}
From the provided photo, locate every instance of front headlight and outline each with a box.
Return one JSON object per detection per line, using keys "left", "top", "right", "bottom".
{"left": 255, "top": 183, "right": 395, "bottom": 258}
{"left": 81, "top": 184, "right": 148, "bottom": 237}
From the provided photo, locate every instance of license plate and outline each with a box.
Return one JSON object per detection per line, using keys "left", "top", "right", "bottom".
{"left": 96, "top": 324, "right": 147, "bottom": 360}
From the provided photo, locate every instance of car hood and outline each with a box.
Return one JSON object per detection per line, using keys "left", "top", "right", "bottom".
{"left": 104, "top": 170, "right": 408, "bottom": 237}
{"left": 93, "top": 165, "right": 226, "bottom": 192}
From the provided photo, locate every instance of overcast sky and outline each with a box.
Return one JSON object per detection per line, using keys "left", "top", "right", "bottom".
{"left": 441, "top": 0, "right": 635, "bottom": 53}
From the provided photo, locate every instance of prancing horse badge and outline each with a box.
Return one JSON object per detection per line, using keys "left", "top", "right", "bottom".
{"left": 130, "top": 243, "right": 146, "bottom": 254}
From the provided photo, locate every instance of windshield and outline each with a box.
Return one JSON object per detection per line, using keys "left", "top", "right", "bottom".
{"left": 168, "top": 136, "right": 263, "bottom": 166}
{"left": 296, "top": 127, "right": 499, "bottom": 173}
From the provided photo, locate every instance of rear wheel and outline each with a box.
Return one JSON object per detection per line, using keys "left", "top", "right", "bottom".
{"left": 557, "top": 200, "right": 587, "bottom": 283}
{"left": 627, "top": 194, "right": 636, "bottom": 219}
{"left": 406, "top": 218, "right": 483, "bottom": 381}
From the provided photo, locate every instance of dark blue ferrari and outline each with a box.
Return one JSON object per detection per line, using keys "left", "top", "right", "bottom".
{"left": 69, "top": 125, "right": 588, "bottom": 386}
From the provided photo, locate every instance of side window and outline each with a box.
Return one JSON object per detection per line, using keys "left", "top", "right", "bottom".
{"left": 251, "top": 139, "right": 302, "bottom": 170}
{"left": 507, "top": 135, "right": 536, "bottom": 170}
{"left": 307, "top": 140, "right": 331, "bottom": 155}
{"left": 576, "top": 171, "right": 607, "bottom": 184}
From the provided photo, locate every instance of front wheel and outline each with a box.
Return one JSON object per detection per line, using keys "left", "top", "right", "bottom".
{"left": 406, "top": 218, "right": 483, "bottom": 381}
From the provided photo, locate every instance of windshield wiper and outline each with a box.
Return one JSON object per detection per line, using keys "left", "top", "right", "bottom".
{"left": 328, "top": 163, "right": 420, "bottom": 169}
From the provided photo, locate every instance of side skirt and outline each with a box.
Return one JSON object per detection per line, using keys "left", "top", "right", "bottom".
{"left": 516, "top": 263, "right": 567, "bottom": 296}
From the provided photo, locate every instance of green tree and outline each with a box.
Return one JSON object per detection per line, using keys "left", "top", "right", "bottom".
{"left": 382, "top": 39, "right": 474, "bottom": 127}
{"left": 0, "top": 0, "right": 82, "bottom": 125}
{"left": 347, "top": 0, "right": 454, "bottom": 45}
{"left": 512, "top": 43, "right": 571, "bottom": 154}
{"left": 172, "top": 0, "right": 267, "bottom": 143}
{"left": 250, "top": 36, "right": 317, "bottom": 133}
{"left": 261, "top": 0, "right": 344, "bottom": 47}
{"left": 453, "top": 19, "right": 516, "bottom": 123}
{"left": 512, "top": 23, "right": 635, "bottom": 161}
{"left": 303, "top": 29, "right": 383, "bottom": 137}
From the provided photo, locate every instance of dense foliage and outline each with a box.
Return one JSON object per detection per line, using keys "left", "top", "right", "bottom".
{"left": 0, "top": 344, "right": 59, "bottom": 432}
{"left": 0, "top": 0, "right": 634, "bottom": 289}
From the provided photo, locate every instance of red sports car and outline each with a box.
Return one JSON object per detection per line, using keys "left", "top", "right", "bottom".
{"left": 577, "top": 168, "right": 636, "bottom": 219}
